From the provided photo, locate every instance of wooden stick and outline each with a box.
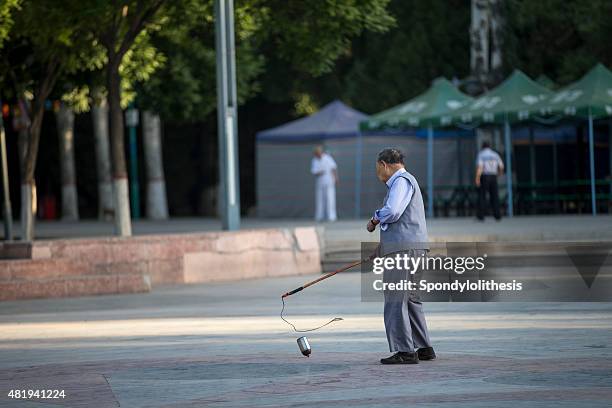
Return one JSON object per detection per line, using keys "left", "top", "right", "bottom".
{"left": 281, "top": 256, "right": 372, "bottom": 298}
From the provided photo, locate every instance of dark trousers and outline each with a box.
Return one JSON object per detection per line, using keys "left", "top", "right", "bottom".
{"left": 477, "top": 174, "right": 501, "bottom": 220}
{"left": 383, "top": 249, "right": 432, "bottom": 352}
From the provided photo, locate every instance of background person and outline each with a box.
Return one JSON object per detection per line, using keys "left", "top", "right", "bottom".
{"left": 475, "top": 141, "right": 504, "bottom": 221}
{"left": 310, "top": 146, "right": 338, "bottom": 222}
{"left": 367, "top": 148, "right": 435, "bottom": 365}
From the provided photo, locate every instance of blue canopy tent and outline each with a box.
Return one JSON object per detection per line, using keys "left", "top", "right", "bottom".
{"left": 256, "top": 100, "right": 368, "bottom": 218}
{"left": 257, "top": 100, "right": 368, "bottom": 142}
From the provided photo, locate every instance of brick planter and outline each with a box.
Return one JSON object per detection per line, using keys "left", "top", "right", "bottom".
{"left": 0, "top": 227, "right": 321, "bottom": 301}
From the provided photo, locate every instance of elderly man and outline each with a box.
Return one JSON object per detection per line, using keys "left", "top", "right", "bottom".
{"left": 311, "top": 146, "right": 338, "bottom": 222}
{"left": 367, "top": 148, "right": 435, "bottom": 364}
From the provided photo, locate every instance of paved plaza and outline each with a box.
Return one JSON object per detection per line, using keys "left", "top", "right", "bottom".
{"left": 1, "top": 272, "right": 612, "bottom": 407}
{"left": 1, "top": 215, "right": 612, "bottom": 406}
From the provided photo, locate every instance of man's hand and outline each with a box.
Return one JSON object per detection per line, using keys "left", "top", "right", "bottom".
{"left": 475, "top": 176, "right": 481, "bottom": 187}
{"left": 367, "top": 218, "right": 379, "bottom": 232}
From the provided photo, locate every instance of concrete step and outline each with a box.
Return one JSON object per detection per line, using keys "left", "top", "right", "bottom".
{"left": 0, "top": 257, "right": 152, "bottom": 301}
{"left": 322, "top": 250, "right": 363, "bottom": 273}
{"left": 0, "top": 273, "right": 151, "bottom": 301}
{"left": 0, "top": 258, "right": 95, "bottom": 282}
{"left": 0, "top": 242, "right": 32, "bottom": 260}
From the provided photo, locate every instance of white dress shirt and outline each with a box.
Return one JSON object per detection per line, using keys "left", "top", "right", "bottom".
{"left": 477, "top": 147, "right": 504, "bottom": 175}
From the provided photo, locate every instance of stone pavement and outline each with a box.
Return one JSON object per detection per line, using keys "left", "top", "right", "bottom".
{"left": 1, "top": 273, "right": 611, "bottom": 407}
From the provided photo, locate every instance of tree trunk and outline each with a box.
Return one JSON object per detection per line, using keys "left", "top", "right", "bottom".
{"left": 13, "top": 59, "right": 61, "bottom": 240}
{"left": 142, "top": 111, "right": 168, "bottom": 219}
{"left": 21, "top": 99, "right": 45, "bottom": 241}
{"left": 470, "top": 0, "right": 504, "bottom": 85}
{"left": 91, "top": 91, "right": 114, "bottom": 220}
{"left": 56, "top": 104, "right": 79, "bottom": 220}
{"left": 489, "top": 0, "right": 504, "bottom": 81}
{"left": 470, "top": 0, "right": 489, "bottom": 83}
{"left": 107, "top": 57, "right": 132, "bottom": 236}
{"left": 17, "top": 127, "right": 35, "bottom": 241}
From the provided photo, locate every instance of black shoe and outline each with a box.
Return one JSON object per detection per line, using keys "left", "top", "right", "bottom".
{"left": 380, "top": 352, "right": 419, "bottom": 365}
{"left": 417, "top": 347, "right": 436, "bottom": 361}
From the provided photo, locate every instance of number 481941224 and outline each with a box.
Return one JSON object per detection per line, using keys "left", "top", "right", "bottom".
{"left": 8, "top": 389, "right": 66, "bottom": 399}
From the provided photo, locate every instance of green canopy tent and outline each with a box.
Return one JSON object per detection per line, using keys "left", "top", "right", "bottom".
{"left": 448, "top": 70, "right": 553, "bottom": 217}
{"left": 360, "top": 78, "right": 472, "bottom": 217}
{"left": 536, "top": 74, "right": 558, "bottom": 91}
{"left": 528, "top": 63, "right": 612, "bottom": 215}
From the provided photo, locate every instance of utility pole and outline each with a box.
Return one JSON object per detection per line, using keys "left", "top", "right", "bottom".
{"left": 215, "top": 0, "right": 240, "bottom": 230}
{"left": 125, "top": 103, "right": 140, "bottom": 219}
{"left": 0, "top": 106, "right": 12, "bottom": 240}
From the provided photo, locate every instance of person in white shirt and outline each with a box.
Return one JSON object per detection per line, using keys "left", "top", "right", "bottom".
{"left": 311, "top": 146, "right": 338, "bottom": 221}
{"left": 475, "top": 141, "right": 504, "bottom": 221}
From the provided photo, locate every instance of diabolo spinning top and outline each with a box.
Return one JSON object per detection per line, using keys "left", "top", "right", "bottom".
{"left": 296, "top": 336, "right": 311, "bottom": 357}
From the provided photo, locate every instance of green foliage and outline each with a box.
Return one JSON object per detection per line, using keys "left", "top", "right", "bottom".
{"left": 263, "top": 0, "right": 469, "bottom": 114}
{"left": 503, "top": 0, "right": 612, "bottom": 85}
{"left": 253, "top": 0, "right": 397, "bottom": 112}
{"left": 136, "top": 0, "right": 394, "bottom": 121}
{"left": 60, "top": 85, "right": 91, "bottom": 113}
{"left": 0, "top": 0, "right": 21, "bottom": 49}
{"left": 119, "top": 30, "right": 166, "bottom": 108}
{"left": 136, "top": 0, "right": 264, "bottom": 121}
{"left": 48, "top": 1, "right": 167, "bottom": 112}
{"left": 257, "top": 0, "right": 395, "bottom": 76}
{"left": 342, "top": 0, "right": 470, "bottom": 112}
{"left": 0, "top": 0, "right": 104, "bottom": 102}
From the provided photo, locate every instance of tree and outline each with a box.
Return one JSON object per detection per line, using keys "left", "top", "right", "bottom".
{"left": 136, "top": 0, "right": 264, "bottom": 121}
{"left": 0, "top": 0, "right": 99, "bottom": 240}
{"left": 134, "top": 0, "right": 394, "bottom": 214}
{"left": 252, "top": 0, "right": 395, "bottom": 111}
{"left": 503, "top": 0, "right": 612, "bottom": 85}
{"left": 0, "top": 0, "right": 20, "bottom": 49}
{"left": 55, "top": 102, "right": 79, "bottom": 220}
{"left": 258, "top": 0, "right": 395, "bottom": 77}
{"left": 141, "top": 111, "right": 168, "bottom": 219}
{"left": 260, "top": 0, "right": 469, "bottom": 114}
{"left": 135, "top": 0, "right": 265, "bottom": 218}
{"left": 51, "top": 83, "right": 95, "bottom": 221}
{"left": 61, "top": 0, "right": 168, "bottom": 236}
{"left": 470, "top": 0, "right": 504, "bottom": 88}
{"left": 53, "top": 30, "right": 164, "bottom": 222}
{"left": 89, "top": 88, "right": 115, "bottom": 219}
{"left": 138, "top": 0, "right": 396, "bottom": 118}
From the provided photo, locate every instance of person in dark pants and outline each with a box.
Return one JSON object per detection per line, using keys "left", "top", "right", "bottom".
{"left": 475, "top": 141, "right": 504, "bottom": 221}
{"left": 367, "top": 148, "right": 435, "bottom": 365}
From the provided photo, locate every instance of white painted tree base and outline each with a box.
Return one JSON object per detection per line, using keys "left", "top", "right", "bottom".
{"left": 98, "top": 181, "right": 114, "bottom": 220}
{"left": 20, "top": 183, "right": 35, "bottom": 241}
{"left": 146, "top": 180, "right": 168, "bottom": 220}
{"left": 113, "top": 178, "right": 132, "bottom": 237}
{"left": 61, "top": 184, "right": 79, "bottom": 221}
{"left": 57, "top": 105, "right": 79, "bottom": 221}
{"left": 92, "top": 96, "right": 114, "bottom": 221}
{"left": 143, "top": 111, "right": 169, "bottom": 221}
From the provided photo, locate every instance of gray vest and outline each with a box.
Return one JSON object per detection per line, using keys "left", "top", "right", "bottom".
{"left": 380, "top": 171, "right": 429, "bottom": 254}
